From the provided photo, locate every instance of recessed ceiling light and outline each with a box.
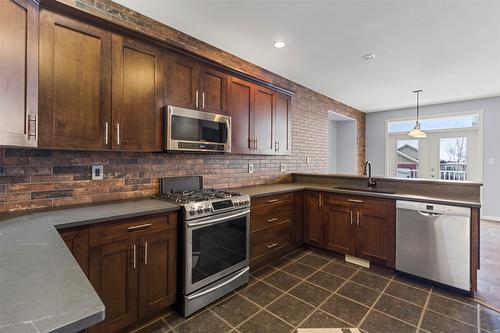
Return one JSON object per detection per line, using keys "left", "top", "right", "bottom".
{"left": 273, "top": 41, "right": 286, "bottom": 48}
{"left": 362, "top": 53, "right": 376, "bottom": 61}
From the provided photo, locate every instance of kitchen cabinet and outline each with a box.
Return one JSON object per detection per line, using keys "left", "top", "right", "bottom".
{"left": 111, "top": 34, "right": 163, "bottom": 151}
{"left": 0, "top": 0, "right": 38, "bottom": 147}
{"left": 87, "top": 213, "right": 177, "bottom": 333}
{"left": 59, "top": 226, "right": 89, "bottom": 276}
{"left": 305, "top": 192, "right": 396, "bottom": 268}
{"left": 167, "top": 53, "right": 227, "bottom": 114}
{"left": 292, "top": 191, "right": 305, "bottom": 246}
{"left": 39, "top": 10, "right": 112, "bottom": 150}
{"left": 227, "top": 76, "right": 292, "bottom": 155}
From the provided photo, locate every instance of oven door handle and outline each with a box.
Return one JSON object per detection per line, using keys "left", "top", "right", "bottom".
{"left": 188, "top": 209, "right": 250, "bottom": 227}
{"left": 186, "top": 267, "right": 249, "bottom": 300}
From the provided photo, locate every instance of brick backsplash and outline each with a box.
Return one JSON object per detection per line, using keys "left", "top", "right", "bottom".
{"left": 0, "top": 0, "right": 365, "bottom": 213}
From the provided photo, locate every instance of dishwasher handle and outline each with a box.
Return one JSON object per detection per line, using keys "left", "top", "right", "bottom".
{"left": 418, "top": 211, "right": 442, "bottom": 217}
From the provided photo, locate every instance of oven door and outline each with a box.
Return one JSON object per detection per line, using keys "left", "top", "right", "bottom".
{"left": 185, "top": 208, "right": 249, "bottom": 294}
{"left": 166, "top": 106, "right": 231, "bottom": 152}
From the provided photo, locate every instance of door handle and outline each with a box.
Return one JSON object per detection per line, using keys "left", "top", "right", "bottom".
{"left": 143, "top": 242, "right": 148, "bottom": 265}
{"left": 116, "top": 123, "right": 120, "bottom": 145}
{"left": 350, "top": 210, "right": 353, "bottom": 225}
{"left": 132, "top": 244, "right": 137, "bottom": 269}
{"left": 356, "top": 211, "right": 360, "bottom": 226}
{"left": 195, "top": 90, "right": 199, "bottom": 108}
{"left": 104, "top": 122, "right": 109, "bottom": 145}
{"left": 202, "top": 92, "right": 205, "bottom": 109}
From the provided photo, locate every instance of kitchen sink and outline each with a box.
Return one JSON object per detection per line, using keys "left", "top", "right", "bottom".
{"left": 334, "top": 186, "right": 396, "bottom": 194}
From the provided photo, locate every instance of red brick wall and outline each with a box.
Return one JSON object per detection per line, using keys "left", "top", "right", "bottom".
{"left": 0, "top": 0, "right": 365, "bottom": 213}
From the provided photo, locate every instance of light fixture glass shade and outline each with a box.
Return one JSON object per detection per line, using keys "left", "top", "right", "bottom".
{"left": 408, "top": 124, "right": 427, "bottom": 138}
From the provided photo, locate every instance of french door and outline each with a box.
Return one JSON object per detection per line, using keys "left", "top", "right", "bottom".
{"left": 387, "top": 128, "right": 480, "bottom": 182}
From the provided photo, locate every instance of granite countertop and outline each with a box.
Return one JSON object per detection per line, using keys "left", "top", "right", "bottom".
{"left": 0, "top": 198, "right": 179, "bottom": 333}
{"left": 236, "top": 182, "right": 481, "bottom": 208}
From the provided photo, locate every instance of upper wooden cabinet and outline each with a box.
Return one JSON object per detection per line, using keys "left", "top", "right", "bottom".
{"left": 0, "top": 0, "right": 38, "bottom": 147}
{"left": 227, "top": 75, "right": 292, "bottom": 155}
{"left": 167, "top": 53, "right": 227, "bottom": 114}
{"left": 39, "top": 10, "right": 112, "bottom": 150}
{"left": 111, "top": 34, "right": 163, "bottom": 151}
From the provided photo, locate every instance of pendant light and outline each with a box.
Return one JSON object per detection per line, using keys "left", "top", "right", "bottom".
{"left": 408, "top": 89, "right": 427, "bottom": 138}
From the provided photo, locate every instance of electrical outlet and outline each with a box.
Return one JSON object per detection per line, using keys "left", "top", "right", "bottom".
{"left": 306, "top": 156, "right": 311, "bottom": 165}
{"left": 248, "top": 164, "right": 254, "bottom": 173}
{"left": 280, "top": 164, "right": 286, "bottom": 172}
{"left": 92, "top": 165, "right": 104, "bottom": 180}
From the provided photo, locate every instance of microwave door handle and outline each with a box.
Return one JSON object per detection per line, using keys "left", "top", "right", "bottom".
{"left": 189, "top": 209, "right": 250, "bottom": 227}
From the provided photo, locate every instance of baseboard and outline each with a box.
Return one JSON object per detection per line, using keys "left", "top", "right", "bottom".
{"left": 481, "top": 215, "right": 500, "bottom": 222}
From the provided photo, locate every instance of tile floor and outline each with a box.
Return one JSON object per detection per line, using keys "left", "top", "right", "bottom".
{"left": 133, "top": 247, "right": 500, "bottom": 333}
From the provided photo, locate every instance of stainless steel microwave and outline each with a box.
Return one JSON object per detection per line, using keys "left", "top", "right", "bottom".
{"left": 165, "top": 106, "right": 231, "bottom": 153}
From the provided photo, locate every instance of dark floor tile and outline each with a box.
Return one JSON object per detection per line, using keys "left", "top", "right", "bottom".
{"left": 251, "top": 265, "right": 277, "bottom": 279}
{"left": 338, "top": 281, "right": 381, "bottom": 306}
{"left": 374, "top": 294, "right": 423, "bottom": 326}
{"left": 211, "top": 294, "right": 260, "bottom": 326}
{"left": 268, "top": 256, "right": 293, "bottom": 269}
{"left": 282, "top": 261, "right": 316, "bottom": 278}
{"left": 351, "top": 270, "right": 390, "bottom": 291}
{"left": 134, "top": 319, "right": 170, "bottom": 333}
{"left": 320, "top": 294, "right": 369, "bottom": 326}
{"left": 360, "top": 310, "right": 416, "bottom": 333}
{"left": 421, "top": 310, "right": 477, "bottom": 333}
{"left": 238, "top": 281, "right": 283, "bottom": 306}
{"left": 394, "top": 275, "right": 432, "bottom": 291}
{"left": 297, "top": 252, "right": 330, "bottom": 268}
{"left": 237, "top": 310, "right": 293, "bottom": 333}
{"left": 267, "top": 294, "right": 315, "bottom": 326}
{"left": 285, "top": 248, "right": 310, "bottom": 260}
{"left": 480, "top": 306, "right": 500, "bottom": 332}
{"left": 428, "top": 293, "right": 478, "bottom": 325}
{"left": 307, "top": 270, "right": 345, "bottom": 292}
{"left": 322, "top": 261, "right": 358, "bottom": 279}
{"left": 175, "top": 311, "right": 232, "bottom": 333}
{"left": 432, "top": 287, "right": 477, "bottom": 306}
{"left": 163, "top": 311, "right": 187, "bottom": 328}
{"left": 289, "top": 281, "right": 332, "bottom": 306}
{"left": 385, "top": 281, "right": 429, "bottom": 306}
{"left": 362, "top": 264, "right": 395, "bottom": 279}
{"left": 263, "top": 270, "right": 301, "bottom": 291}
{"left": 299, "top": 309, "right": 351, "bottom": 329}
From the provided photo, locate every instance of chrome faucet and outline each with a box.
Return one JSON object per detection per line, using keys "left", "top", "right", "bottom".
{"left": 364, "top": 161, "right": 377, "bottom": 188}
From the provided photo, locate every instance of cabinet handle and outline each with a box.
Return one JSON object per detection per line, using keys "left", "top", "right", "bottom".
{"left": 357, "top": 211, "right": 360, "bottom": 226}
{"left": 202, "top": 92, "right": 205, "bottom": 109}
{"left": 132, "top": 245, "right": 137, "bottom": 269}
{"left": 266, "top": 199, "right": 281, "bottom": 204}
{"left": 350, "top": 210, "right": 353, "bottom": 225}
{"left": 195, "top": 90, "right": 199, "bottom": 108}
{"left": 275, "top": 140, "right": 280, "bottom": 151}
{"left": 116, "top": 123, "right": 120, "bottom": 145}
{"left": 319, "top": 194, "right": 322, "bottom": 208}
{"left": 347, "top": 199, "right": 363, "bottom": 203}
{"left": 248, "top": 138, "right": 253, "bottom": 150}
{"left": 267, "top": 217, "right": 278, "bottom": 223}
{"left": 254, "top": 138, "right": 257, "bottom": 150}
{"left": 28, "top": 114, "right": 37, "bottom": 140}
{"left": 127, "top": 223, "right": 152, "bottom": 231}
{"left": 144, "top": 242, "right": 148, "bottom": 265}
{"left": 267, "top": 243, "right": 278, "bottom": 249}
{"left": 104, "top": 122, "right": 109, "bottom": 145}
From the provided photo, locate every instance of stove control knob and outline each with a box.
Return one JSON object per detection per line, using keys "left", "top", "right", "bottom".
{"left": 197, "top": 207, "right": 203, "bottom": 213}
{"left": 189, "top": 208, "right": 196, "bottom": 215}
{"left": 204, "top": 206, "right": 211, "bottom": 212}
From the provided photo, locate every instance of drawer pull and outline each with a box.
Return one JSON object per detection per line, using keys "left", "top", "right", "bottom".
{"left": 267, "top": 218, "right": 278, "bottom": 223}
{"left": 267, "top": 243, "right": 279, "bottom": 249}
{"left": 127, "top": 223, "right": 152, "bottom": 231}
{"left": 347, "top": 199, "right": 363, "bottom": 203}
{"left": 266, "top": 199, "right": 282, "bottom": 204}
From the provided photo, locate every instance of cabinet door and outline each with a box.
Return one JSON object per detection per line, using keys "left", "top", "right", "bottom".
{"left": 0, "top": 0, "right": 38, "bottom": 147}
{"left": 39, "top": 10, "right": 111, "bottom": 149}
{"left": 274, "top": 93, "right": 291, "bottom": 155}
{"left": 59, "top": 227, "right": 89, "bottom": 276}
{"left": 227, "top": 76, "right": 253, "bottom": 154}
{"left": 356, "top": 201, "right": 396, "bottom": 267}
{"left": 138, "top": 229, "right": 177, "bottom": 319}
{"left": 88, "top": 238, "right": 138, "bottom": 333}
{"left": 200, "top": 66, "right": 227, "bottom": 114}
{"left": 111, "top": 34, "right": 163, "bottom": 151}
{"left": 253, "top": 86, "right": 275, "bottom": 155}
{"left": 167, "top": 54, "right": 200, "bottom": 109}
{"left": 305, "top": 192, "right": 323, "bottom": 246}
{"left": 292, "top": 191, "right": 305, "bottom": 246}
{"left": 322, "top": 199, "right": 355, "bottom": 255}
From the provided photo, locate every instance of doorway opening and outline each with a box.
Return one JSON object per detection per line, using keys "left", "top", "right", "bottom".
{"left": 328, "top": 111, "right": 357, "bottom": 174}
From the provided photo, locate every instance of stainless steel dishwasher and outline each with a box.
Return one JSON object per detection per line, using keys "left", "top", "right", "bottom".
{"left": 396, "top": 200, "right": 471, "bottom": 292}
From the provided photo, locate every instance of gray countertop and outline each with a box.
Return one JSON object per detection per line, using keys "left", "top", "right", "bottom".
{"left": 236, "top": 182, "right": 481, "bottom": 208}
{"left": 0, "top": 199, "right": 179, "bottom": 333}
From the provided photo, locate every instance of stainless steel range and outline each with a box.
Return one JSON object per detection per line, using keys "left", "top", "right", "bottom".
{"left": 156, "top": 176, "right": 250, "bottom": 316}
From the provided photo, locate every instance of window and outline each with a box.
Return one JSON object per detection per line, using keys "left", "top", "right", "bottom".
{"left": 388, "top": 114, "right": 479, "bottom": 134}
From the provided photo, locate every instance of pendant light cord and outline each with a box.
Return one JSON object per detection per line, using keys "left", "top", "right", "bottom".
{"left": 413, "top": 89, "right": 423, "bottom": 127}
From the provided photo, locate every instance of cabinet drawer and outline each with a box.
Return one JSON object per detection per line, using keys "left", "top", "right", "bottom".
{"left": 326, "top": 194, "right": 391, "bottom": 214}
{"left": 89, "top": 212, "right": 177, "bottom": 246}
{"left": 251, "top": 209, "right": 292, "bottom": 232}
{"left": 251, "top": 193, "right": 293, "bottom": 208}
{"left": 250, "top": 222, "right": 291, "bottom": 262}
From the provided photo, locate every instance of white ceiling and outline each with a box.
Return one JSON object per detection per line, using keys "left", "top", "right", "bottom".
{"left": 115, "top": 0, "right": 500, "bottom": 113}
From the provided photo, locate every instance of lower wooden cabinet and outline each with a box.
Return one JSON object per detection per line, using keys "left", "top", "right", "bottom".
{"left": 305, "top": 191, "right": 396, "bottom": 268}
{"left": 59, "top": 226, "right": 89, "bottom": 276}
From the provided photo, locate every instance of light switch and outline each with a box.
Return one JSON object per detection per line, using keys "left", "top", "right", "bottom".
{"left": 280, "top": 164, "right": 286, "bottom": 172}
{"left": 306, "top": 156, "right": 311, "bottom": 165}
{"left": 92, "top": 165, "right": 104, "bottom": 180}
{"left": 248, "top": 164, "right": 254, "bottom": 173}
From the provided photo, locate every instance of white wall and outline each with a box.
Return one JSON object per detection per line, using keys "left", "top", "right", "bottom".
{"left": 328, "top": 121, "right": 338, "bottom": 172}
{"left": 365, "top": 96, "right": 500, "bottom": 219}
{"left": 328, "top": 119, "right": 357, "bottom": 174}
